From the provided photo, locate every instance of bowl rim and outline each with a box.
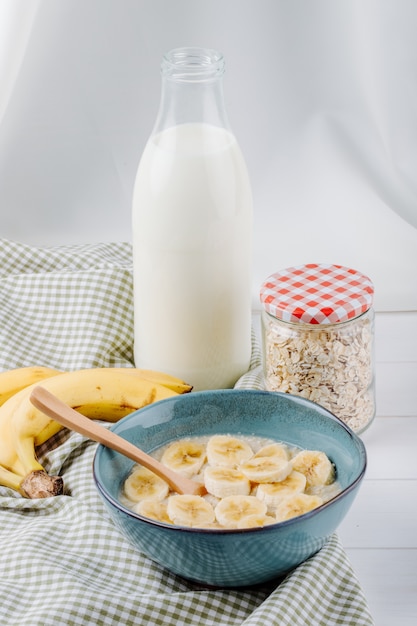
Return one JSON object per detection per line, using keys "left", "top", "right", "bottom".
{"left": 93, "top": 389, "right": 367, "bottom": 535}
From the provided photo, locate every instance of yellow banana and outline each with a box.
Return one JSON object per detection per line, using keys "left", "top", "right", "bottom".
{"left": 0, "top": 385, "right": 38, "bottom": 474}
{"left": 34, "top": 369, "right": 191, "bottom": 443}
{"left": 0, "top": 463, "right": 25, "bottom": 494}
{"left": 119, "top": 368, "right": 193, "bottom": 395}
{"left": 0, "top": 367, "right": 181, "bottom": 498}
{"left": 13, "top": 368, "right": 178, "bottom": 468}
{"left": 0, "top": 366, "right": 62, "bottom": 406}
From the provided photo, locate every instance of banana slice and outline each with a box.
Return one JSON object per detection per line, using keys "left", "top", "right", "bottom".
{"left": 214, "top": 495, "right": 267, "bottom": 529}
{"left": 256, "top": 470, "right": 307, "bottom": 508}
{"left": 253, "top": 443, "right": 289, "bottom": 461}
{"left": 206, "top": 435, "right": 253, "bottom": 467}
{"left": 275, "top": 493, "right": 324, "bottom": 522}
{"left": 134, "top": 500, "right": 173, "bottom": 524}
{"left": 204, "top": 466, "right": 251, "bottom": 498}
{"left": 239, "top": 455, "right": 293, "bottom": 483}
{"left": 167, "top": 494, "right": 215, "bottom": 527}
{"left": 161, "top": 439, "right": 206, "bottom": 478}
{"left": 291, "top": 450, "right": 335, "bottom": 487}
{"left": 124, "top": 466, "right": 169, "bottom": 503}
{"left": 236, "top": 514, "right": 277, "bottom": 529}
{"left": 203, "top": 493, "right": 221, "bottom": 509}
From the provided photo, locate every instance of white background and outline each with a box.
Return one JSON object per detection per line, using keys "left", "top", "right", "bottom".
{"left": 1, "top": 0, "right": 417, "bottom": 311}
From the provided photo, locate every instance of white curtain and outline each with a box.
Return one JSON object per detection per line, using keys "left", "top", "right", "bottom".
{"left": 0, "top": 0, "right": 416, "bottom": 311}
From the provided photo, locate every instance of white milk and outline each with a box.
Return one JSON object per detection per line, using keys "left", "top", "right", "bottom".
{"left": 132, "top": 122, "right": 252, "bottom": 390}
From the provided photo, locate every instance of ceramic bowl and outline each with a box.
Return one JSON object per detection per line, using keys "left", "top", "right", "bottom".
{"left": 93, "top": 389, "right": 366, "bottom": 587}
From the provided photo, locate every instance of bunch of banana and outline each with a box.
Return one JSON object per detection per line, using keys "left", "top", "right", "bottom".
{"left": 122, "top": 435, "right": 337, "bottom": 529}
{"left": 0, "top": 366, "right": 192, "bottom": 498}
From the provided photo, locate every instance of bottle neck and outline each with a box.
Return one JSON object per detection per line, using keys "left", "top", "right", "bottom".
{"left": 152, "top": 47, "right": 231, "bottom": 135}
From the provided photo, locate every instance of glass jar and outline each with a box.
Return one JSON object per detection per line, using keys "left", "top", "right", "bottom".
{"left": 132, "top": 48, "right": 253, "bottom": 391}
{"left": 260, "top": 263, "right": 375, "bottom": 434}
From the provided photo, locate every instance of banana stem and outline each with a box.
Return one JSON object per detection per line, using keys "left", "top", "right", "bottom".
{"left": 6, "top": 434, "right": 64, "bottom": 498}
{"left": 20, "top": 470, "right": 64, "bottom": 498}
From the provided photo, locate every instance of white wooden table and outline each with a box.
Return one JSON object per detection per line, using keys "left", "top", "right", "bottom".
{"left": 254, "top": 310, "right": 417, "bottom": 625}
{"left": 338, "top": 312, "right": 417, "bottom": 625}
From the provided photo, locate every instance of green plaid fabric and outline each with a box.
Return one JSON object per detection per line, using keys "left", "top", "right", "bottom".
{"left": 0, "top": 239, "right": 374, "bottom": 626}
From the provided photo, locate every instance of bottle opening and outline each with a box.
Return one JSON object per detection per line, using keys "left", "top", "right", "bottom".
{"left": 162, "top": 47, "right": 225, "bottom": 82}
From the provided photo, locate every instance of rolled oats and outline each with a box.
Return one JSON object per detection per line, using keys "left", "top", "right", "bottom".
{"left": 260, "top": 264, "right": 375, "bottom": 434}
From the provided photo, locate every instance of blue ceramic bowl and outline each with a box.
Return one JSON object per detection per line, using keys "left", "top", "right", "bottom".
{"left": 93, "top": 389, "right": 366, "bottom": 587}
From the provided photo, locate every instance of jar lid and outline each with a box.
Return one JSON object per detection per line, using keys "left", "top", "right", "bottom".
{"left": 260, "top": 263, "right": 374, "bottom": 324}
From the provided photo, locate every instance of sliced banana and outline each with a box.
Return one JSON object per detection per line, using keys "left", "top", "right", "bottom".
{"left": 206, "top": 435, "right": 253, "bottom": 467}
{"left": 134, "top": 500, "right": 172, "bottom": 524}
{"left": 239, "top": 455, "right": 293, "bottom": 483}
{"left": 161, "top": 439, "right": 206, "bottom": 478}
{"left": 253, "top": 443, "right": 289, "bottom": 461}
{"left": 275, "top": 493, "right": 324, "bottom": 522}
{"left": 203, "top": 493, "right": 221, "bottom": 509}
{"left": 167, "top": 494, "right": 215, "bottom": 527}
{"left": 123, "top": 466, "right": 169, "bottom": 503}
{"left": 204, "top": 466, "right": 251, "bottom": 498}
{"left": 122, "top": 436, "right": 341, "bottom": 530}
{"left": 256, "top": 470, "right": 307, "bottom": 508}
{"left": 236, "top": 514, "right": 277, "bottom": 529}
{"left": 196, "top": 521, "right": 221, "bottom": 529}
{"left": 214, "top": 495, "right": 267, "bottom": 529}
{"left": 291, "top": 450, "right": 335, "bottom": 487}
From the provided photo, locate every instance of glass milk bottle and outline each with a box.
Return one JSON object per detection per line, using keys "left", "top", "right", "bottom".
{"left": 132, "top": 47, "right": 253, "bottom": 390}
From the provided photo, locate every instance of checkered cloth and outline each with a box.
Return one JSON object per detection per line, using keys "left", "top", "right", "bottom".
{"left": 0, "top": 239, "right": 374, "bottom": 626}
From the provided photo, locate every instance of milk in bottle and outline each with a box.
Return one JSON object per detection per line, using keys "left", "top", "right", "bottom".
{"left": 132, "top": 48, "right": 252, "bottom": 390}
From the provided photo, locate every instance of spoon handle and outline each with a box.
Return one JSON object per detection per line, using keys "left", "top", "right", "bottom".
{"left": 29, "top": 386, "right": 205, "bottom": 496}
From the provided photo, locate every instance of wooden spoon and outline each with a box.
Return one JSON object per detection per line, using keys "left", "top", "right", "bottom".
{"left": 30, "top": 386, "right": 206, "bottom": 496}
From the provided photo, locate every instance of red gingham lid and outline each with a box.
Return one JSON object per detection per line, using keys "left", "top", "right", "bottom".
{"left": 260, "top": 263, "right": 374, "bottom": 324}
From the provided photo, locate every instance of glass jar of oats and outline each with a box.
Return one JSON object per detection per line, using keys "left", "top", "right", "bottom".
{"left": 260, "top": 263, "right": 375, "bottom": 434}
